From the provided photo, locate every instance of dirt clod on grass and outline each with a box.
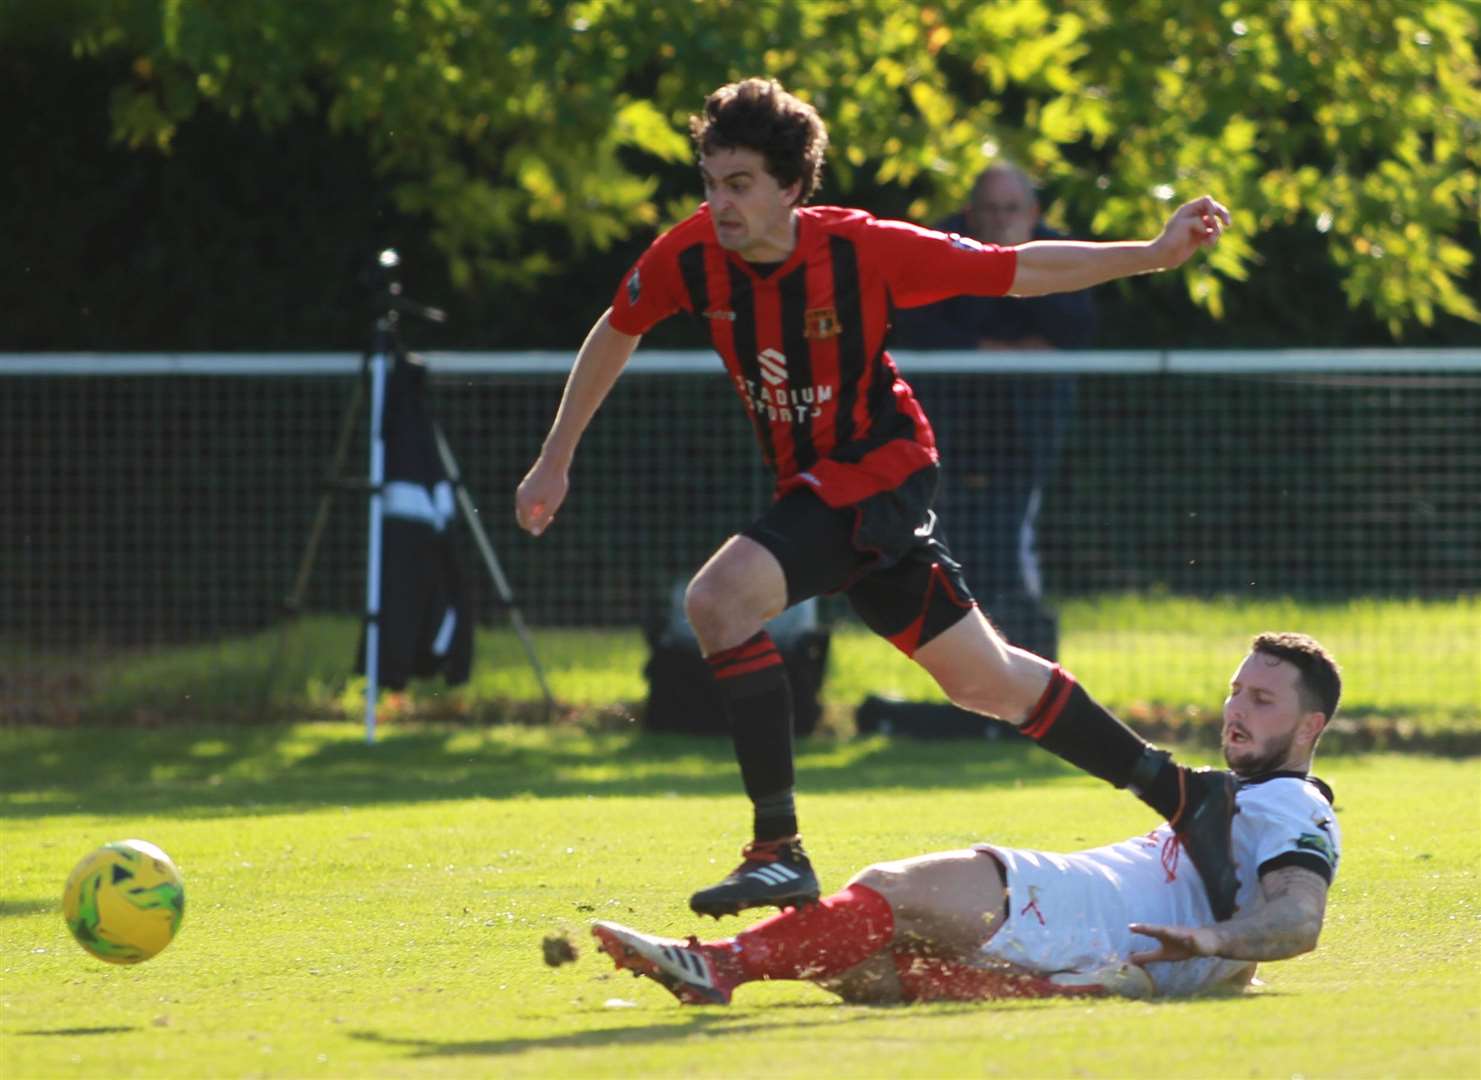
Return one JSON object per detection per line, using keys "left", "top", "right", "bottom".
{"left": 542, "top": 932, "right": 579, "bottom": 967}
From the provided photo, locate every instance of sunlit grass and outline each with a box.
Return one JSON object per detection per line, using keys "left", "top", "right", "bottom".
{"left": 1, "top": 724, "right": 1477, "bottom": 1078}
{"left": 14, "top": 594, "right": 1478, "bottom": 731}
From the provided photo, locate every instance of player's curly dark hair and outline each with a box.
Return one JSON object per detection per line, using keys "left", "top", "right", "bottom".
{"left": 1251, "top": 632, "right": 1343, "bottom": 723}
{"left": 689, "top": 78, "right": 828, "bottom": 205}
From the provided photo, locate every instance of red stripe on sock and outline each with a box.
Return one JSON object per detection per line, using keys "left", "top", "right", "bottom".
{"left": 707, "top": 632, "right": 781, "bottom": 677}
{"left": 711, "top": 635, "right": 777, "bottom": 665}
{"left": 727, "top": 883, "right": 894, "bottom": 982}
{"left": 711, "top": 652, "right": 784, "bottom": 680}
{"left": 1021, "top": 665, "right": 1075, "bottom": 741}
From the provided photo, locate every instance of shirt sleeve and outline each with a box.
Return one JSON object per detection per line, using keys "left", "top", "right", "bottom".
{"left": 1237, "top": 782, "right": 1342, "bottom": 885}
{"left": 863, "top": 217, "right": 1018, "bottom": 308}
{"left": 608, "top": 233, "right": 689, "bottom": 337}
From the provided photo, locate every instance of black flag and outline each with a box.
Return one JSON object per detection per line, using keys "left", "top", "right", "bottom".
{"left": 355, "top": 352, "right": 473, "bottom": 689}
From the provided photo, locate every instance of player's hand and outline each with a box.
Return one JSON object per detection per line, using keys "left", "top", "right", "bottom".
{"left": 1128, "top": 922, "right": 1221, "bottom": 964}
{"left": 1149, "top": 195, "right": 1230, "bottom": 270}
{"left": 515, "top": 456, "right": 569, "bottom": 536}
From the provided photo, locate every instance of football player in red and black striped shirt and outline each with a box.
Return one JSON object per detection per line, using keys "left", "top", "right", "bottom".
{"left": 517, "top": 78, "right": 1240, "bottom": 922}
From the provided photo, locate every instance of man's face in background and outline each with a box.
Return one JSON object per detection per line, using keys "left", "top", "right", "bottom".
{"left": 965, "top": 170, "right": 1039, "bottom": 246}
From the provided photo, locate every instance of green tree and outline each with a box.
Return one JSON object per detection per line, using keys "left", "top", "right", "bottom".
{"left": 28, "top": 0, "right": 1481, "bottom": 335}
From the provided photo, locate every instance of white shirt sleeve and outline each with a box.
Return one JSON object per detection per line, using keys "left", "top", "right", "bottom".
{"left": 1235, "top": 778, "right": 1341, "bottom": 883}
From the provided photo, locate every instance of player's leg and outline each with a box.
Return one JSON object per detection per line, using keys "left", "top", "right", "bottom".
{"left": 684, "top": 534, "right": 787, "bottom": 655}
{"left": 819, "top": 850, "right": 1150, "bottom": 1003}
{"left": 909, "top": 616, "right": 1239, "bottom": 919}
{"left": 594, "top": 880, "right": 897, "bottom": 1005}
{"left": 888, "top": 950, "right": 1153, "bottom": 1001}
{"left": 841, "top": 847, "right": 1149, "bottom": 1003}
{"left": 849, "top": 536, "right": 1240, "bottom": 921}
{"left": 685, "top": 490, "right": 869, "bottom": 917}
{"left": 598, "top": 850, "right": 1011, "bottom": 1007}
{"left": 815, "top": 951, "right": 905, "bottom": 1004}
{"left": 686, "top": 533, "right": 800, "bottom": 847}
{"left": 717, "top": 851, "right": 1008, "bottom": 1003}
{"left": 683, "top": 534, "right": 814, "bottom": 915}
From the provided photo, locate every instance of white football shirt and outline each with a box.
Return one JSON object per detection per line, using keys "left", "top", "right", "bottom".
{"left": 976, "top": 772, "right": 1340, "bottom": 997}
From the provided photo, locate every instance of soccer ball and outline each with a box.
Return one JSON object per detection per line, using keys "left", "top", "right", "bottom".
{"left": 62, "top": 839, "right": 185, "bottom": 964}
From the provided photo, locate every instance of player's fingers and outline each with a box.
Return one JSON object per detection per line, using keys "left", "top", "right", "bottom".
{"left": 1128, "top": 925, "right": 1191, "bottom": 964}
{"left": 527, "top": 501, "right": 548, "bottom": 536}
{"left": 1129, "top": 922, "right": 1180, "bottom": 946}
{"left": 515, "top": 493, "right": 543, "bottom": 533}
{"left": 1188, "top": 195, "right": 1230, "bottom": 224}
{"left": 1188, "top": 210, "right": 1222, "bottom": 247}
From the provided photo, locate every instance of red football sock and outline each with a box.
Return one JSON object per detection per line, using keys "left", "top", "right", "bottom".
{"left": 713, "top": 883, "right": 895, "bottom": 983}
{"left": 891, "top": 949, "right": 1104, "bottom": 1002}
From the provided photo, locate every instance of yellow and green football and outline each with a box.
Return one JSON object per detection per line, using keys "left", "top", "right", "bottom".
{"left": 62, "top": 840, "right": 185, "bottom": 964}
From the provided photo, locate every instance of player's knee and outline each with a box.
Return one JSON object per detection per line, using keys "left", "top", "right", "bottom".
{"left": 685, "top": 563, "right": 779, "bottom": 649}
{"left": 683, "top": 574, "right": 717, "bottom": 627}
{"left": 684, "top": 573, "right": 735, "bottom": 641}
{"left": 848, "top": 862, "right": 910, "bottom": 905}
{"left": 850, "top": 858, "right": 946, "bottom": 917}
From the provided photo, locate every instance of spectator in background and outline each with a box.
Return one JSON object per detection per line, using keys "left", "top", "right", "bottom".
{"left": 894, "top": 163, "right": 1096, "bottom": 661}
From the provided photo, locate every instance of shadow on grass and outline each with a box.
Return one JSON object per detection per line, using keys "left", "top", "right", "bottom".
{"left": 0, "top": 897, "right": 55, "bottom": 917}
{"left": 347, "top": 989, "right": 1245, "bottom": 1061}
{"left": 0, "top": 723, "right": 1083, "bottom": 819}
{"left": 349, "top": 1006, "right": 886, "bottom": 1060}
{"left": 18, "top": 1027, "right": 138, "bottom": 1036}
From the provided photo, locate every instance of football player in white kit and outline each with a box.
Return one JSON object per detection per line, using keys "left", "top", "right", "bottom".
{"left": 594, "top": 633, "right": 1342, "bottom": 1003}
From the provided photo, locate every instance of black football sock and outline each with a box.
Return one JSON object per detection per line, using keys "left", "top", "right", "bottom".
{"left": 707, "top": 631, "right": 799, "bottom": 842}
{"left": 750, "top": 788, "right": 798, "bottom": 844}
{"left": 1021, "top": 665, "right": 1184, "bottom": 821}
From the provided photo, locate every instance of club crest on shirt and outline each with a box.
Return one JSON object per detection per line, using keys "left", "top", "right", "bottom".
{"left": 804, "top": 307, "right": 841, "bottom": 339}
{"left": 1295, "top": 831, "right": 1336, "bottom": 864}
{"left": 627, "top": 268, "right": 641, "bottom": 305}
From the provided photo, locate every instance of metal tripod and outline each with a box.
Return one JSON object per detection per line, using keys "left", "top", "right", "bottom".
{"left": 283, "top": 249, "right": 555, "bottom": 741}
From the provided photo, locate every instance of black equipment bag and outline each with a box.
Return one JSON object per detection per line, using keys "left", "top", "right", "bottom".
{"left": 854, "top": 696, "right": 1022, "bottom": 741}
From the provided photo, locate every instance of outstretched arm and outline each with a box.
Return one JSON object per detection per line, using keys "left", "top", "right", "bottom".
{"left": 515, "top": 309, "right": 641, "bottom": 536}
{"left": 1129, "top": 864, "right": 1329, "bottom": 964}
{"left": 1008, "top": 196, "right": 1230, "bottom": 297}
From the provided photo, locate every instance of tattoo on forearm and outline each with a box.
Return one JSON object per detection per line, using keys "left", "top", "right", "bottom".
{"left": 1212, "top": 867, "right": 1328, "bottom": 962}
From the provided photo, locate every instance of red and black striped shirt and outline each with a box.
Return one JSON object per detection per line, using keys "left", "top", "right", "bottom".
{"left": 609, "top": 205, "right": 1017, "bottom": 507}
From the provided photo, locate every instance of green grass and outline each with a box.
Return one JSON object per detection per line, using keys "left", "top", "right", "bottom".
{"left": 17, "top": 594, "right": 1479, "bottom": 740}
{"left": 1, "top": 725, "right": 1479, "bottom": 1078}
{"left": 836, "top": 592, "right": 1481, "bottom": 728}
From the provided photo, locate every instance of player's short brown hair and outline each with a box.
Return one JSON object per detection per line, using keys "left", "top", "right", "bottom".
{"left": 1251, "top": 632, "right": 1343, "bottom": 723}
{"left": 689, "top": 78, "right": 828, "bottom": 205}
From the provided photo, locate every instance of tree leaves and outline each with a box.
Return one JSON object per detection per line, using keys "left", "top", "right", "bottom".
{"left": 43, "top": 0, "right": 1481, "bottom": 335}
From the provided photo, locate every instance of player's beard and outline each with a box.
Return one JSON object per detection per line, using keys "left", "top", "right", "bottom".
{"left": 1223, "top": 726, "right": 1299, "bottom": 777}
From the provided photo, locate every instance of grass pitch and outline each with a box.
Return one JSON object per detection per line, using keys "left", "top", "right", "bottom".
{"left": 2, "top": 724, "right": 1478, "bottom": 1078}
{"left": 33, "top": 593, "right": 1481, "bottom": 740}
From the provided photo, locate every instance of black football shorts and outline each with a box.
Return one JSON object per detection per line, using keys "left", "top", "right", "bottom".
{"left": 741, "top": 465, "right": 977, "bottom": 656}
